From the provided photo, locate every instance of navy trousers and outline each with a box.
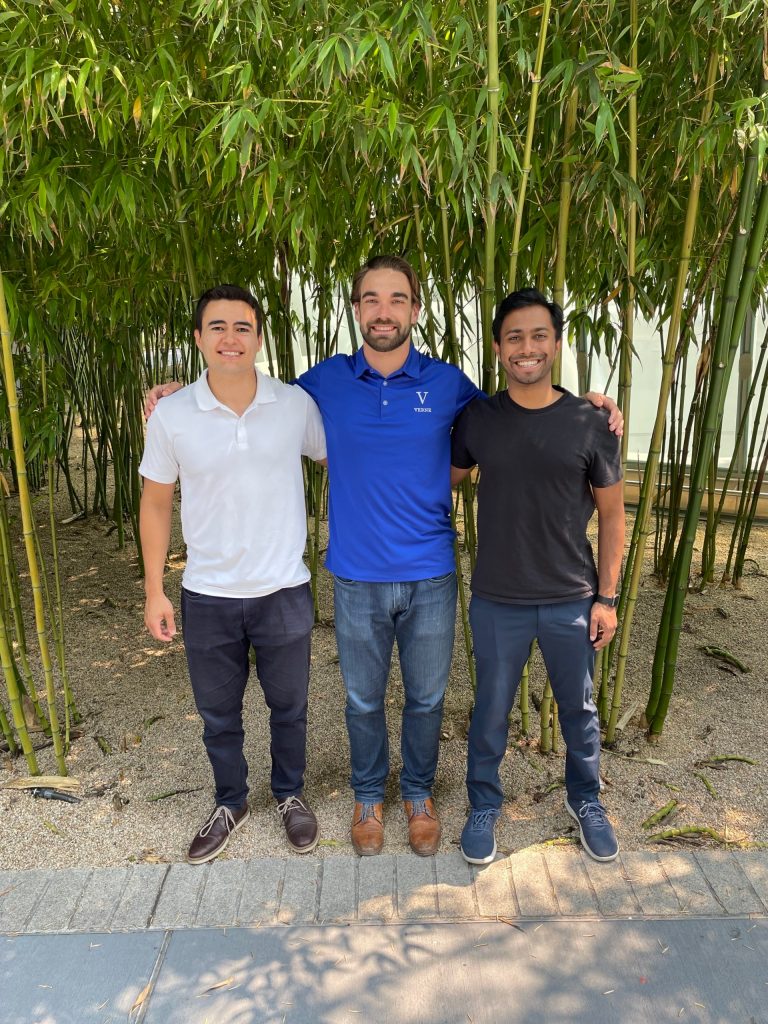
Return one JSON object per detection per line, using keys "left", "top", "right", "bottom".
{"left": 181, "top": 583, "right": 314, "bottom": 809}
{"left": 467, "top": 595, "right": 601, "bottom": 809}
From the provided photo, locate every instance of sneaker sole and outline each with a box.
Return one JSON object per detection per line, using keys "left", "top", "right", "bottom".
{"left": 564, "top": 798, "right": 618, "bottom": 863}
{"left": 187, "top": 807, "right": 250, "bottom": 865}
{"left": 460, "top": 835, "right": 497, "bottom": 866}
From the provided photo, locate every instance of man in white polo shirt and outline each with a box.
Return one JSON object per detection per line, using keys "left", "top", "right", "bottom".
{"left": 139, "top": 284, "right": 327, "bottom": 863}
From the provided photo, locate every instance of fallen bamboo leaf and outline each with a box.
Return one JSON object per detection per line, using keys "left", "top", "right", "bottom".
{"left": 0, "top": 775, "right": 81, "bottom": 792}
{"left": 699, "top": 645, "right": 750, "bottom": 672}
{"left": 119, "top": 733, "right": 142, "bottom": 752}
{"left": 317, "top": 838, "right": 345, "bottom": 847}
{"left": 95, "top": 735, "right": 112, "bottom": 755}
{"left": 533, "top": 779, "right": 564, "bottom": 802}
{"left": 130, "top": 981, "right": 151, "bottom": 1017}
{"left": 22, "top": 695, "right": 42, "bottom": 732}
{"left": 692, "top": 772, "right": 718, "bottom": 797}
{"left": 199, "top": 976, "right": 236, "bottom": 996}
{"left": 147, "top": 787, "right": 203, "bottom": 802}
{"left": 497, "top": 917, "right": 525, "bottom": 932}
{"left": 538, "top": 835, "right": 579, "bottom": 847}
{"left": 641, "top": 800, "right": 679, "bottom": 829}
{"left": 138, "top": 849, "right": 167, "bottom": 864}
{"left": 646, "top": 824, "right": 729, "bottom": 845}
{"left": 42, "top": 821, "right": 61, "bottom": 835}
{"left": 695, "top": 755, "right": 757, "bottom": 768}
{"left": 603, "top": 750, "right": 668, "bottom": 766}
{"left": 615, "top": 702, "right": 639, "bottom": 732}
{"left": 143, "top": 715, "right": 165, "bottom": 729}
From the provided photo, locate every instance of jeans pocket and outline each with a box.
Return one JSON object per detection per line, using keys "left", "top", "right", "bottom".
{"left": 425, "top": 571, "right": 455, "bottom": 584}
{"left": 334, "top": 575, "right": 359, "bottom": 585}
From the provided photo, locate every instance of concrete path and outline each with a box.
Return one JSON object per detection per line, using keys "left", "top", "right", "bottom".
{"left": 3, "top": 849, "right": 768, "bottom": 1022}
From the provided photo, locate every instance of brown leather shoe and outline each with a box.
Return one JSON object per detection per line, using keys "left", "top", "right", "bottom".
{"left": 404, "top": 797, "right": 441, "bottom": 856}
{"left": 277, "top": 795, "right": 319, "bottom": 853}
{"left": 187, "top": 803, "right": 249, "bottom": 864}
{"left": 351, "top": 802, "right": 384, "bottom": 856}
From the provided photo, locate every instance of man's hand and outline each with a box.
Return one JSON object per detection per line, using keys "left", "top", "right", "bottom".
{"left": 584, "top": 392, "right": 624, "bottom": 436}
{"left": 590, "top": 602, "right": 617, "bottom": 651}
{"left": 144, "top": 591, "right": 177, "bottom": 642}
{"left": 144, "top": 382, "right": 183, "bottom": 420}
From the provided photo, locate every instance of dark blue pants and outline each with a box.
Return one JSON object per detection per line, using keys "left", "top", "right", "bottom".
{"left": 467, "top": 595, "right": 601, "bottom": 809}
{"left": 181, "top": 583, "right": 314, "bottom": 809}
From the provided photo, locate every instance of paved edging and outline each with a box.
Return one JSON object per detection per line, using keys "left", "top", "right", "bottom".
{"left": 2, "top": 848, "right": 767, "bottom": 934}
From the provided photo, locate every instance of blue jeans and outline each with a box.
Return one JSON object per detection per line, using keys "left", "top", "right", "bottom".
{"left": 333, "top": 573, "right": 457, "bottom": 803}
{"left": 467, "top": 595, "right": 601, "bottom": 809}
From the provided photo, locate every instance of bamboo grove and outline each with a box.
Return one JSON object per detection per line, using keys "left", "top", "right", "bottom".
{"left": 0, "top": 0, "right": 766, "bottom": 772}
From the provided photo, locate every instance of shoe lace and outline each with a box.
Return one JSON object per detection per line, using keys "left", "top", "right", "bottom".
{"left": 200, "top": 805, "right": 235, "bottom": 837}
{"left": 577, "top": 801, "right": 609, "bottom": 828}
{"left": 470, "top": 809, "right": 498, "bottom": 831}
{"left": 409, "top": 799, "right": 429, "bottom": 817}
{"left": 357, "top": 803, "right": 381, "bottom": 823}
{"left": 277, "top": 795, "right": 307, "bottom": 818}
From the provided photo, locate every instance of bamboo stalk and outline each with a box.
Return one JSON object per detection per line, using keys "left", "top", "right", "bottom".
{"left": 0, "top": 268, "right": 62, "bottom": 773}
{"left": 481, "top": 0, "right": 500, "bottom": 394}
{"left": 507, "top": 0, "right": 552, "bottom": 292}
{"left": 617, "top": 0, "right": 639, "bottom": 465}
{"left": 604, "top": 48, "right": 719, "bottom": 745}
{"left": 647, "top": 84, "right": 768, "bottom": 735}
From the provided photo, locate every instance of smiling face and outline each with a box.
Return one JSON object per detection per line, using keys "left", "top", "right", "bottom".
{"left": 353, "top": 268, "right": 420, "bottom": 353}
{"left": 194, "top": 299, "right": 263, "bottom": 376}
{"left": 493, "top": 304, "right": 561, "bottom": 389}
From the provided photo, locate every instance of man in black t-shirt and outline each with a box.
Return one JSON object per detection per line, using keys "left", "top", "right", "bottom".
{"left": 451, "top": 288, "right": 625, "bottom": 865}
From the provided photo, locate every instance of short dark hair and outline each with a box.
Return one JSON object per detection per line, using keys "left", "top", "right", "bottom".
{"left": 350, "top": 255, "right": 421, "bottom": 306}
{"left": 195, "top": 284, "right": 263, "bottom": 334}
{"left": 492, "top": 288, "right": 563, "bottom": 342}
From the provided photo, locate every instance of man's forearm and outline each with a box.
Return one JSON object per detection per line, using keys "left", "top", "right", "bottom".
{"left": 597, "top": 511, "right": 625, "bottom": 595}
{"left": 140, "top": 497, "right": 172, "bottom": 595}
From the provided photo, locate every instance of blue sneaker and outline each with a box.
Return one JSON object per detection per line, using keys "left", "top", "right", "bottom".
{"left": 460, "top": 808, "right": 500, "bottom": 865}
{"left": 565, "top": 795, "right": 619, "bottom": 862}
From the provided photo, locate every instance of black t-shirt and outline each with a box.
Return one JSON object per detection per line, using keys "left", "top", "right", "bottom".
{"left": 451, "top": 389, "right": 623, "bottom": 604}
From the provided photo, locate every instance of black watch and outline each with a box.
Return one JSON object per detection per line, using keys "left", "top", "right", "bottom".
{"left": 594, "top": 593, "right": 619, "bottom": 608}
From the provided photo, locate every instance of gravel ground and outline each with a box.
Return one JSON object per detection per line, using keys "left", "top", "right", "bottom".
{"left": 1, "top": 498, "right": 767, "bottom": 870}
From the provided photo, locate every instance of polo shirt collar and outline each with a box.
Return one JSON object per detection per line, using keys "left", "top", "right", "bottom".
{"left": 352, "top": 342, "right": 422, "bottom": 380}
{"left": 193, "top": 368, "right": 277, "bottom": 412}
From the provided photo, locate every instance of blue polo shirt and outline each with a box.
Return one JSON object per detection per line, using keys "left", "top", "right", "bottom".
{"left": 297, "top": 345, "right": 482, "bottom": 582}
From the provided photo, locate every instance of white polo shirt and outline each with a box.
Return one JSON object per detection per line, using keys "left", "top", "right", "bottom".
{"left": 139, "top": 369, "right": 326, "bottom": 598}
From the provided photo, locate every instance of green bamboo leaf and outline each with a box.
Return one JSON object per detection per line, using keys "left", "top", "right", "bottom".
{"left": 376, "top": 35, "right": 397, "bottom": 82}
{"left": 355, "top": 33, "right": 377, "bottom": 64}
{"left": 111, "top": 64, "right": 127, "bottom": 91}
{"left": 151, "top": 83, "right": 167, "bottom": 125}
{"left": 220, "top": 109, "right": 244, "bottom": 150}
{"left": 387, "top": 101, "right": 398, "bottom": 139}
{"left": 595, "top": 98, "right": 611, "bottom": 148}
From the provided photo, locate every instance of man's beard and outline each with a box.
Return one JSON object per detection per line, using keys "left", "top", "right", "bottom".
{"left": 360, "top": 320, "right": 412, "bottom": 352}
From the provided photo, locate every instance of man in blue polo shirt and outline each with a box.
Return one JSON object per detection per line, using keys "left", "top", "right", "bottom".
{"left": 297, "top": 255, "right": 480, "bottom": 856}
